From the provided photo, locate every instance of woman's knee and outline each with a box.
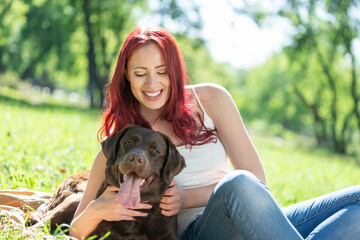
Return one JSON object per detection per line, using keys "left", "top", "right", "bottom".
{"left": 339, "top": 185, "right": 360, "bottom": 202}
{"left": 214, "top": 170, "right": 266, "bottom": 198}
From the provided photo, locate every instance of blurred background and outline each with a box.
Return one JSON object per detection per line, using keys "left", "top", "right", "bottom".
{"left": 0, "top": 0, "right": 359, "bottom": 196}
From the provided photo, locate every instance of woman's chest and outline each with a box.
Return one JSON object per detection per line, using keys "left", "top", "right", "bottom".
{"left": 174, "top": 139, "right": 231, "bottom": 189}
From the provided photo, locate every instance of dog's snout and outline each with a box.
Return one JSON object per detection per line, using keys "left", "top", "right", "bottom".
{"left": 128, "top": 154, "right": 144, "bottom": 166}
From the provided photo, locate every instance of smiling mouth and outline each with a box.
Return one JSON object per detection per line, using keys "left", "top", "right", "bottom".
{"left": 143, "top": 90, "right": 162, "bottom": 98}
{"left": 139, "top": 175, "right": 156, "bottom": 191}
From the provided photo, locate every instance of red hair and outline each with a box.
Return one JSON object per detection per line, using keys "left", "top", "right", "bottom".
{"left": 98, "top": 25, "right": 215, "bottom": 146}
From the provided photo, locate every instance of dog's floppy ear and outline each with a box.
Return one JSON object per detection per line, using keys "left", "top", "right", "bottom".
{"left": 101, "top": 125, "right": 137, "bottom": 166}
{"left": 162, "top": 134, "right": 186, "bottom": 185}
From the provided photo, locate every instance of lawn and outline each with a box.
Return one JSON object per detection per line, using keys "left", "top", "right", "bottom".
{"left": 254, "top": 132, "right": 360, "bottom": 206}
{"left": 1, "top": 87, "right": 359, "bottom": 238}
{"left": 0, "top": 88, "right": 100, "bottom": 193}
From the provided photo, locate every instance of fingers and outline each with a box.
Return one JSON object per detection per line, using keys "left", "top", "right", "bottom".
{"left": 163, "top": 181, "right": 178, "bottom": 197}
{"left": 161, "top": 208, "right": 178, "bottom": 216}
{"left": 160, "top": 198, "right": 178, "bottom": 210}
{"left": 121, "top": 216, "right": 136, "bottom": 221}
{"left": 91, "top": 185, "right": 156, "bottom": 222}
{"left": 126, "top": 208, "right": 149, "bottom": 218}
{"left": 159, "top": 197, "right": 172, "bottom": 210}
{"left": 160, "top": 195, "right": 172, "bottom": 205}
{"left": 160, "top": 180, "right": 183, "bottom": 217}
{"left": 109, "top": 209, "right": 147, "bottom": 222}
{"left": 160, "top": 199, "right": 179, "bottom": 216}
{"left": 164, "top": 187, "right": 175, "bottom": 196}
{"left": 128, "top": 202, "right": 153, "bottom": 211}
{"left": 169, "top": 180, "right": 176, "bottom": 187}
{"left": 159, "top": 196, "right": 180, "bottom": 216}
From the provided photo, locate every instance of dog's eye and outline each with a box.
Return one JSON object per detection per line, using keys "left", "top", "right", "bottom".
{"left": 149, "top": 147, "right": 159, "bottom": 154}
{"left": 124, "top": 140, "right": 132, "bottom": 146}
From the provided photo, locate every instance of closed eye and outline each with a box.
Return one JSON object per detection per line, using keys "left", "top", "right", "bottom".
{"left": 135, "top": 73, "right": 146, "bottom": 77}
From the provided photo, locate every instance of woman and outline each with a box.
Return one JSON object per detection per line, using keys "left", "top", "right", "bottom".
{"left": 69, "top": 25, "right": 360, "bottom": 240}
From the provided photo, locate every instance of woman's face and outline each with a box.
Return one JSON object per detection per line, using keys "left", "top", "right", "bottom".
{"left": 126, "top": 42, "right": 171, "bottom": 115}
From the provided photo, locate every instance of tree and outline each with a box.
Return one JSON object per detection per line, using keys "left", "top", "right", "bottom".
{"left": 231, "top": 0, "right": 360, "bottom": 155}
{"left": 1, "top": 0, "right": 205, "bottom": 108}
{"left": 0, "top": 0, "right": 13, "bottom": 73}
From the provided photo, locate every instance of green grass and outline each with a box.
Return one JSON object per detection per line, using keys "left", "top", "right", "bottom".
{"left": 0, "top": 88, "right": 100, "bottom": 193}
{"left": 0, "top": 87, "right": 359, "bottom": 238}
{"left": 252, "top": 128, "right": 360, "bottom": 206}
{"left": 0, "top": 87, "right": 101, "bottom": 239}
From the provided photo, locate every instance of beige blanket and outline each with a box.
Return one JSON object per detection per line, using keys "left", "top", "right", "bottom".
{"left": 0, "top": 189, "right": 52, "bottom": 228}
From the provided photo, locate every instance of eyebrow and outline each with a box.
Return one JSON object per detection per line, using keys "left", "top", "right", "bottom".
{"left": 155, "top": 64, "right": 166, "bottom": 69}
{"left": 132, "top": 65, "right": 165, "bottom": 70}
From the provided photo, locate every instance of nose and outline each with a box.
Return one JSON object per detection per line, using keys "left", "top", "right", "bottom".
{"left": 146, "top": 72, "right": 157, "bottom": 87}
{"left": 127, "top": 153, "right": 144, "bottom": 166}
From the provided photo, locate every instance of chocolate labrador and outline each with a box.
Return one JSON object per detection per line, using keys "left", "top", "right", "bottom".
{"left": 31, "top": 125, "right": 185, "bottom": 240}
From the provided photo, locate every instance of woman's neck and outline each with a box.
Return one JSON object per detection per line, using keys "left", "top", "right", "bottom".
{"left": 140, "top": 106, "right": 164, "bottom": 125}
{"left": 140, "top": 107, "right": 182, "bottom": 146}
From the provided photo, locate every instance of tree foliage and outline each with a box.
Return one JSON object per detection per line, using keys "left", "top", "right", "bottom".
{"left": 233, "top": 0, "right": 360, "bottom": 156}
{"left": 1, "top": 0, "right": 359, "bottom": 158}
{"left": 0, "top": 0, "right": 205, "bottom": 107}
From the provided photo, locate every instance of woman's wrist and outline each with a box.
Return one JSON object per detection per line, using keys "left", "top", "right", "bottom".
{"left": 181, "top": 184, "right": 217, "bottom": 209}
{"left": 182, "top": 189, "right": 191, "bottom": 209}
{"left": 84, "top": 200, "right": 103, "bottom": 222}
{"left": 70, "top": 201, "right": 102, "bottom": 239}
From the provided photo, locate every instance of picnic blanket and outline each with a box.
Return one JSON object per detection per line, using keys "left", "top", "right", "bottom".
{"left": 0, "top": 189, "right": 52, "bottom": 228}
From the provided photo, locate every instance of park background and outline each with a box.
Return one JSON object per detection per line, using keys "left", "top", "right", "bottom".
{"left": 0, "top": 0, "right": 359, "bottom": 238}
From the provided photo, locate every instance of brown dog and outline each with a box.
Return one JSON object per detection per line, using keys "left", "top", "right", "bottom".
{"left": 31, "top": 125, "right": 186, "bottom": 240}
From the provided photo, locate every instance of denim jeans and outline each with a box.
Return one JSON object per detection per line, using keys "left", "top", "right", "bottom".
{"left": 180, "top": 170, "right": 360, "bottom": 240}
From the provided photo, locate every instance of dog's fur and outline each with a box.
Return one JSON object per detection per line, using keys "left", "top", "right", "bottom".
{"left": 31, "top": 125, "right": 185, "bottom": 240}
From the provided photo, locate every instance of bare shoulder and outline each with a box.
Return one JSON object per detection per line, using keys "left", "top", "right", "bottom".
{"left": 192, "top": 83, "right": 230, "bottom": 99}
{"left": 191, "top": 83, "right": 234, "bottom": 118}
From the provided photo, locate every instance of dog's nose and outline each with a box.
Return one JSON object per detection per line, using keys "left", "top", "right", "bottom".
{"left": 128, "top": 154, "right": 144, "bottom": 165}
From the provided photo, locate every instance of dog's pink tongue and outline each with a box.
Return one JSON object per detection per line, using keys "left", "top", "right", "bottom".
{"left": 117, "top": 173, "right": 142, "bottom": 208}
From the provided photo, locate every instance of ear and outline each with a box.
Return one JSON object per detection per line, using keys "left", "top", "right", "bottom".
{"left": 101, "top": 125, "right": 137, "bottom": 166}
{"left": 162, "top": 135, "right": 186, "bottom": 185}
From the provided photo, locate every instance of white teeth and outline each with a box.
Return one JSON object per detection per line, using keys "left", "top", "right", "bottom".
{"left": 144, "top": 90, "right": 161, "bottom": 97}
{"left": 140, "top": 179, "right": 145, "bottom": 185}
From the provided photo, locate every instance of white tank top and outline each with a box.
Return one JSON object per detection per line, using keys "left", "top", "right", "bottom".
{"left": 174, "top": 86, "right": 231, "bottom": 235}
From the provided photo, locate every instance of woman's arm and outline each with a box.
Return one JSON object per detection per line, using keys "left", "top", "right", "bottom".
{"left": 160, "top": 181, "right": 217, "bottom": 216}
{"left": 196, "top": 83, "right": 266, "bottom": 183}
{"left": 69, "top": 149, "right": 106, "bottom": 238}
{"left": 161, "top": 83, "right": 266, "bottom": 216}
{"left": 69, "top": 149, "right": 151, "bottom": 239}
{"left": 72, "top": 149, "right": 107, "bottom": 220}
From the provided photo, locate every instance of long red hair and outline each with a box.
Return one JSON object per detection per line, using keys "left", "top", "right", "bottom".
{"left": 98, "top": 25, "right": 215, "bottom": 146}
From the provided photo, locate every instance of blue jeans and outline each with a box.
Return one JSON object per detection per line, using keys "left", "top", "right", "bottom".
{"left": 180, "top": 170, "right": 360, "bottom": 240}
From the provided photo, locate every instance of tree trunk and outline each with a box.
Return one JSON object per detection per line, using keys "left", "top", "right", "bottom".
{"left": 345, "top": 37, "right": 360, "bottom": 129}
{"left": 311, "top": 37, "right": 346, "bottom": 153}
{"left": 20, "top": 48, "right": 49, "bottom": 80}
{"left": 294, "top": 86, "right": 328, "bottom": 147}
{"left": 83, "top": 0, "right": 98, "bottom": 108}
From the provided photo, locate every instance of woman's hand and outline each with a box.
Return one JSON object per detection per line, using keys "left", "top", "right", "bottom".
{"left": 160, "top": 181, "right": 183, "bottom": 216}
{"left": 89, "top": 186, "right": 152, "bottom": 222}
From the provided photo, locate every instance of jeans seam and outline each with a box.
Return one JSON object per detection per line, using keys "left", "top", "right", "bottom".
{"left": 196, "top": 198, "right": 256, "bottom": 240}
{"left": 232, "top": 203, "right": 257, "bottom": 240}
{"left": 293, "top": 196, "right": 360, "bottom": 227}
{"left": 194, "top": 199, "right": 218, "bottom": 239}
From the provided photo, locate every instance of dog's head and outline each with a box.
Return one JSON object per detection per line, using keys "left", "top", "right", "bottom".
{"left": 101, "top": 125, "right": 185, "bottom": 207}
